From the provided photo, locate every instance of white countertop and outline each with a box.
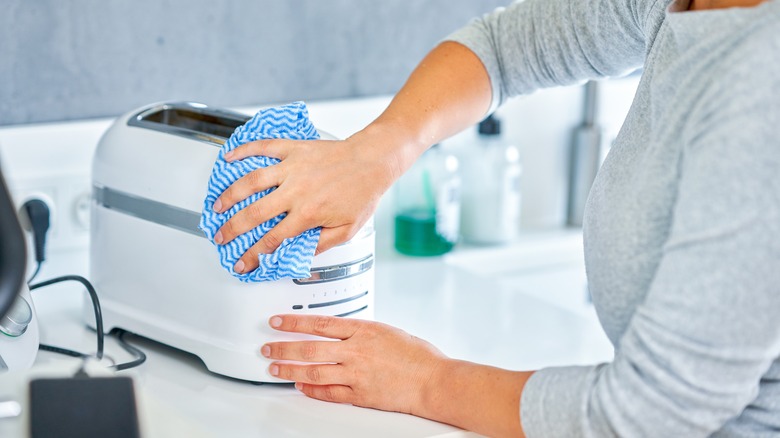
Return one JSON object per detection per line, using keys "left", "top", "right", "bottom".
{"left": 1, "top": 229, "right": 613, "bottom": 437}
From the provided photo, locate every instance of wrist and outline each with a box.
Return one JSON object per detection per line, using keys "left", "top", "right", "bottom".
{"left": 414, "top": 358, "right": 534, "bottom": 438}
{"left": 347, "top": 118, "right": 430, "bottom": 187}
{"left": 412, "top": 357, "right": 459, "bottom": 420}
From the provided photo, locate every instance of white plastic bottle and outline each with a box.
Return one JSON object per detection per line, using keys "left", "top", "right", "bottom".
{"left": 459, "top": 114, "right": 522, "bottom": 245}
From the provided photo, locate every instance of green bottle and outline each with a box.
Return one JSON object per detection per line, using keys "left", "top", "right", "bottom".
{"left": 393, "top": 144, "right": 460, "bottom": 256}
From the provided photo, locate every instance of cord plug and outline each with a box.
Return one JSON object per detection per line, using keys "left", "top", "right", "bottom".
{"left": 23, "top": 199, "right": 50, "bottom": 265}
{"left": 22, "top": 199, "right": 50, "bottom": 283}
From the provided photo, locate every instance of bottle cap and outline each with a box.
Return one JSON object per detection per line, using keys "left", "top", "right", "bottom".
{"left": 478, "top": 114, "right": 501, "bottom": 136}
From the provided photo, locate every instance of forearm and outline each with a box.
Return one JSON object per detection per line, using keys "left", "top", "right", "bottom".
{"left": 418, "top": 358, "right": 534, "bottom": 438}
{"left": 353, "top": 41, "right": 492, "bottom": 177}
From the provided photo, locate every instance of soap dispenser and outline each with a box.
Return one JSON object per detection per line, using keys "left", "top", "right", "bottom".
{"left": 393, "top": 144, "right": 461, "bottom": 256}
{"left": 459, "top": 114, "right": 522, "bottom": 245}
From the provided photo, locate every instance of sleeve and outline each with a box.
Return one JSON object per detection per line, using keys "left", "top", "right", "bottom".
{"left": 519, "top": 49, "right": 780, "bottom": 436}
{"left": 445, "top": 0, "right": 665, "bottom": 113}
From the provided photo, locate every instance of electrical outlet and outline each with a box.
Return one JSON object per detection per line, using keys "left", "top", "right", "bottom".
{"left": 15, "top": 189, "right": 56, "bottom": 234}
{"left": 0, "top": 117, "right": 109, "bottom": 266}
{"left": 9, "top": 174, "right": 92, "bottom": 253}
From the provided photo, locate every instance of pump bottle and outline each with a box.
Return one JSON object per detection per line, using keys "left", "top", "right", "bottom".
{"left": 459, "top": 114, "right": 522, "bottom": 245}
{"left": 393, "top": 144, "right": 460, "bottom": 256}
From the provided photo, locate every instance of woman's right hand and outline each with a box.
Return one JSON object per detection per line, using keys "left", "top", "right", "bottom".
{"left": 211, "top": 126, "right": 404, "bottom": 274}
{"left": 211, "top": 41, "right": 492, "bottom": 274}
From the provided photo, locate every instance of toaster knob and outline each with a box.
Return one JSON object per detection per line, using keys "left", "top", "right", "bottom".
{"left": 0, "top": 295, "right": 33, "bottom": 337}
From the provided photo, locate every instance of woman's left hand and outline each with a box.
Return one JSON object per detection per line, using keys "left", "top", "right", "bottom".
{"left": 261, "top": 314, "right": 448, "bottom": 416}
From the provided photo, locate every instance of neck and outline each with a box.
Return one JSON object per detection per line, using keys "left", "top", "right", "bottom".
{"left": 689, "top": 0, "right": 767, "bottom": 10}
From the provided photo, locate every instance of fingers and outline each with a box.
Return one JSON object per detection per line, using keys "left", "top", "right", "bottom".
{"left": 295, "top": 383, "right": 356, "bottom": 405}
{"left": 223, "top": 139, "right": 290, "bottom": 162}
{"left": 269, "top": 314, "right": 363, "bottom": 340}
{"left": 212, "top": 165, "right": 283, "bottom": 214}
{"left": 268, "top": 362, "right": 346, "bottom": 386}
{"left": 219, "top": 212, "right": 355, "bottom": 271}
{"left": 254, "top": 214, "right": 310, "bottom": 255}
{"left": 231, "top": 215, "right": 310, "bottom": 273}
{"left": 215, "top": 190, "right": 285, "bottom": 246}
{"left": 261, "top": 340, "right": 343, "bottom": 363}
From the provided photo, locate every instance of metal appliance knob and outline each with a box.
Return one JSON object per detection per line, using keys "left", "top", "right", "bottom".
{"left": 0, "top": 295, "right": 32, "bottom": 337}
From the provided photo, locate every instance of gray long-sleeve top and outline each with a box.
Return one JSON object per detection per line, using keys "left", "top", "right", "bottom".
{"left": 447, "top": 0, "right": 780, "bottom": 436}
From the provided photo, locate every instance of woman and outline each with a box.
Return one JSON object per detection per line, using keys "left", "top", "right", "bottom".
{"left": 211, "top": 0, "right": 780, "bottom": 435}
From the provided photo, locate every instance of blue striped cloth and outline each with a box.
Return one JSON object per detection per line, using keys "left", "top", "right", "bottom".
{"left": 199, "top": 102, "right": 321, "bottom": 282}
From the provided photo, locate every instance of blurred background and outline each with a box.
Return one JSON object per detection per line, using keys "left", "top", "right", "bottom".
{"left": 1, "top": 0, "right": 508, "bottom": 125}
{"left": 0, "top": 0, "right": 641, "bottom": 264}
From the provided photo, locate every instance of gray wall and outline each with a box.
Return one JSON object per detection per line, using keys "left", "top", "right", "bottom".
{"left": 1, "top": 0, "right": 507, "bottom": 126}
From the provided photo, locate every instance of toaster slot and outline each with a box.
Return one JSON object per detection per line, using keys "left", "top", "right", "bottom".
{"left": 128, "top": 102, "right": 250, "bottom": 147}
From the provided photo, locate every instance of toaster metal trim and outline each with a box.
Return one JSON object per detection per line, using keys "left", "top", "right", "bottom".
{"left": 93, "top": 184, "right": 374, "bottom": 284}
{"left": 93, "top": 185, "right": 203, "bottom": 237}
{"left": 293, "top": 255, "right": 374, "bottom": 285}
{"left": 127, "top": 102, "right": 251, "bottom": 147}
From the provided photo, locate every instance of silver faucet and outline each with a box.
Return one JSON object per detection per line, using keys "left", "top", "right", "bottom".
{"left": 567, "top": 81, "right": 602, "bottom": 227}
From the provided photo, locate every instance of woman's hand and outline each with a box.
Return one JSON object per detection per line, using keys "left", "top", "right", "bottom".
{"left": 262, "top": 314, "right": 532, "bottom": 437}
{"left": 211, "top": 42, "right": 492, "bottom": 274}
{"left": 260, "top": 314, "right": 448, "bottom": 416}
{"left": 211, "top": 129, "right": 403, "bottom": 274}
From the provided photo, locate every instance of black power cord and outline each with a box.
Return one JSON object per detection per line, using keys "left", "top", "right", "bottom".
{"left": 27, "top": 261, "right": 42, "bottom": 285}
{"left": 112, "top": 329, "right": 147, "bottom": 371}
{"left": 39, "top": 343, "right": 89, "bottom": 358}
{"left": 23, "top": 199, "right": 50, "bottom": 284}
{"left": 29, "top": 275, "right": 147, "bottom": 371}
{"left": 29, "top": 275, "right": 104, "bottom": 360}
{"left": 23, "top": 198, "right": 146, "bottom": 371}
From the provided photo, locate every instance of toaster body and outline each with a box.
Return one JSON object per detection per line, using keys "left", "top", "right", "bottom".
{"left": 89, "top": 102, "right": 374, "bottom": 382}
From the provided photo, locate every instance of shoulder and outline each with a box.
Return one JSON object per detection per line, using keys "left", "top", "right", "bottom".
{"left": 710, "top": 5, "right": 780, "bottom": 96}
{"left": 691, "top": 11, "right": 780, "bottom": 136}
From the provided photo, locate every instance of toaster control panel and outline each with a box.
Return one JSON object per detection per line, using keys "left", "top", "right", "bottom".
{"left": 288, "top": 255, "right": 374, "bottom": 318}
{"left": 296, "top": 290, "right": 369, "bottom": 318}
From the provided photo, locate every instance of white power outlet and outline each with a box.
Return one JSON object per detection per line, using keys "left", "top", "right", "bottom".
{"left": 10, "top": 174, "right": 92, "bottom": 252}
{"left": 0, "top": 118, "right": 111, "bottom": 265}
{"left": 15, "top": 189, "right": 56, "bottom": 233}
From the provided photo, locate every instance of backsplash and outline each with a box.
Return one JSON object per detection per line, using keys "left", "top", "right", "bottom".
{"left": 1, "top": 0, "right": 507, "bottom": 125}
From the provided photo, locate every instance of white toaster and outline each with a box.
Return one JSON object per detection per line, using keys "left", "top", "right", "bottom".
{"left": 88, "top": 102, "right": 375, "bottom": 382}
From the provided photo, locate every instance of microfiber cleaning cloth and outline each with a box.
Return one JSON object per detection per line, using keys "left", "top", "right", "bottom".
{"left": 199, "top": 102, "right": 320, "bottom": 282}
